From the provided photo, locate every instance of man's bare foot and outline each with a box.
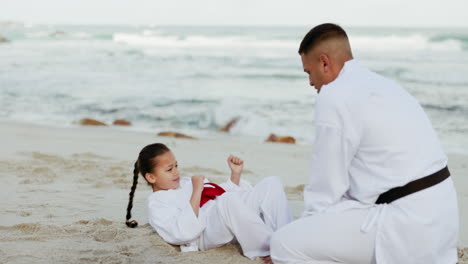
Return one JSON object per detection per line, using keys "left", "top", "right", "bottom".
{"left": 261, "top": 256, "right": 272, "bottom": 264}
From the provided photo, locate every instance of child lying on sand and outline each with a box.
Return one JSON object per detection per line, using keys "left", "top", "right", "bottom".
{"left": 125, "top": 143, "right": 292, "bottom": 262}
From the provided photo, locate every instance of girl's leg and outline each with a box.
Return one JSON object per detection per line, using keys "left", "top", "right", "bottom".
{"left": 238, "top": 176, "right": 293, "bottom": 231}
{"left": 201, "top": 192, "right": 273, "bottom": 259}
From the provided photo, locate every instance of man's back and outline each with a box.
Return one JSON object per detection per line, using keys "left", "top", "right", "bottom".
{"left": 272, "top": 23, "right": 459, "bottom": 264}
{"left": 317, "top": 59, "right": 448, "bottom": 203}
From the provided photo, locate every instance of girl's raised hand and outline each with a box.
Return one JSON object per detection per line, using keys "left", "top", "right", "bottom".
{"left": 227, "top": 155, "right": 244, "bottom": 175}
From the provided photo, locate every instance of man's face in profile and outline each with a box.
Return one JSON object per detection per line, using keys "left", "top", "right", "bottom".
{"left": 300, "top": 52, "right": 325, "bottom": 93}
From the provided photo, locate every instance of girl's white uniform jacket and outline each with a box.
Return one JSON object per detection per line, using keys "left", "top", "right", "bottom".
{"left": 147, "top": 177, "right": 252, "bottom": 252}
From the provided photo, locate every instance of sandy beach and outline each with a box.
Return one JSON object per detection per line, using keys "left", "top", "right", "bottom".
{"left": 0, "top": 120, "right": 467, "bottom": 263}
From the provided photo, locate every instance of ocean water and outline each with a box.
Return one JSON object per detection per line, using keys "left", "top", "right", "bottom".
{"left": 1, "top": 24, "right": 467, "bottom": 153}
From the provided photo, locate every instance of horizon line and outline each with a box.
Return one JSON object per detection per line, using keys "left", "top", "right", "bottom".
{"left": 2, "top": 20, "right": 468, "bottom": 29}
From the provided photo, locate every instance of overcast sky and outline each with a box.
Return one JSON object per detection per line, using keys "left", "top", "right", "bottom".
{"left": 1, "top": 0, "right": 467, "bottom": 28}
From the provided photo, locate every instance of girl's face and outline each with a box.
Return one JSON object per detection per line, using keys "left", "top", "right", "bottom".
{"left": 146, "top": 151, "right": 180, "bottom": 191}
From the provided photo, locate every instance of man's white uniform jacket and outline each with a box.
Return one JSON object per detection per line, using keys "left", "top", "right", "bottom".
{"left": 303, "top": 59, "right": 459, "bottom": 264}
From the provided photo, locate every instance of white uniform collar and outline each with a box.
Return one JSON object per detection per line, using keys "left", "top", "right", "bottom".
{"left": 339, "top": 59, "right": 358, "bottom": 77}
{"left": 319, "top": 59, "right": 357, "bottom": 93}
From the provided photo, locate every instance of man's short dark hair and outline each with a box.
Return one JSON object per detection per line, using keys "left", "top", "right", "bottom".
{"left": 298, "top": 23, "right": 349, "bottom": 55}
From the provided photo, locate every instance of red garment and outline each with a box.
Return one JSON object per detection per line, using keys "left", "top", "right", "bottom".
{"left": 200, "top": 183, "right": 226, "bottom": 207}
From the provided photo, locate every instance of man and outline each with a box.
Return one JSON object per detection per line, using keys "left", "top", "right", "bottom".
{"left": 270, "top": 23, "right": 459, "bottom": 264}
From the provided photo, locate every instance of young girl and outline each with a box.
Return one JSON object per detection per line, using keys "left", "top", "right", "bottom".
{"left": 125, "top": 143, "right": 292, "bottom": 261}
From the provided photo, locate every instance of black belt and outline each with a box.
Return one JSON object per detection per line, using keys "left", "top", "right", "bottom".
{"left": 375, "top": 166, "right": 450, "bottom": 204}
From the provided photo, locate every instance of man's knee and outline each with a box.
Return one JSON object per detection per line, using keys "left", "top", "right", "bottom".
{"left": 270, "top": 225, "right": 299, "bottom": 263}
{"left": 270, "top": 229, "right": 286, "bottom": 261}
{"left": 270, "top": 229, "right": 283, "bottom": 252}
{"left": 270, "top": 217, "right": 329, "bottom": 263}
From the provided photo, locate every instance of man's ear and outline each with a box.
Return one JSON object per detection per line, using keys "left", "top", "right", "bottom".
{"left": 145, "top": 172, "right": 156, "bottom": 184}
{"left": 320, "top": 54, "right": 330, "bottom": 73}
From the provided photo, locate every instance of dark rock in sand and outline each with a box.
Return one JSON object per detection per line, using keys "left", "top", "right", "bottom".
{"left": 113, "top": 119, "right": 132, "bottom": 126}
{"left": 0, "top": 35, "right": 9, "bottom": 43}
{"left": 49, "top": 31, "right": 66, "bottom": 37}
{"left": 0, "top": 21, "right": 24, "bottom": 27}
{"left": 265, "top": 133, "right": 296, "bottom": 144}
{"left": 157, "top": 131, "right": 197, "bottom": 140}
{"left": 79, "top": 118, "right": 107, "bottom": 126}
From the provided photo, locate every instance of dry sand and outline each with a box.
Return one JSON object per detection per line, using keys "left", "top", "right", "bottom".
{"left": 0, "top": 120, "right": 466, "bottom": 263}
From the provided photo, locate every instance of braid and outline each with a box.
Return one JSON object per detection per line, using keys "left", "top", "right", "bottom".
{"left": 125, "top": 161, "right": 139, "bottom": 228}
{"left": 124, "top": 143, "right": 170, "bottom": 228}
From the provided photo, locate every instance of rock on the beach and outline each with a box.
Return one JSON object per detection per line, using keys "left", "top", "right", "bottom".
{"left": 219, "top": 117, "right": 240, "bottom": 132}
{"left": 0, "top": 35, "right": 9, "bottom": 43}
{"left": 157, "top": 131, "right": 197, "bottom": 140}
{"left": 79, "top": 118, "right": 107, "bottom": 126}
{"left": 49, "top": 31, "right": 66, "bottom": 37}
{"left": 113, "top": 119, "right": 131, "bottom": 126}
{"left": 0, "top": 21, "right": 24, "bottom": 27}
{"left": 265, "top": 133, "right": 296, "bottom": 144}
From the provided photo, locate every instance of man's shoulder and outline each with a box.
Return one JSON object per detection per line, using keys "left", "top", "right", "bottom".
{"left": 323, "top": 62, "right": 402, "bottom": 101}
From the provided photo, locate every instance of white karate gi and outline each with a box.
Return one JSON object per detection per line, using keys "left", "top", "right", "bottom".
{"left": 148, "top": 176, "right": 293, "bottom": 259}
{"left": 271, "top": 60, "right": 459, "bottom": 264}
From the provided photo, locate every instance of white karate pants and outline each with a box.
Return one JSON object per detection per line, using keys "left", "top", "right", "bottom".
{"left": 199, "top": 176, "right": 293, "bottom": 259}
{"left": 270, "top": 208, "right": 376, "bottom": 264}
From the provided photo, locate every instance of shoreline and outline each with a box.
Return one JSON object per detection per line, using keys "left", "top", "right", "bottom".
{"left": 1, "top": 120, "right": 466, "bottom": 263}
{"left": 3, "top": 117, "right": 468, "bottom": 156}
